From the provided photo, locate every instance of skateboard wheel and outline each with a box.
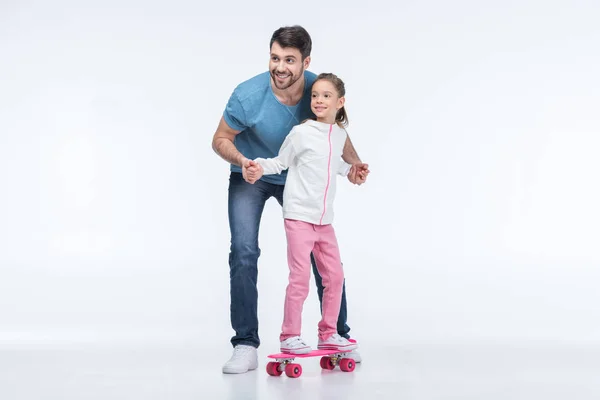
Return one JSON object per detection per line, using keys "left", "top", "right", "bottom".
{"left": 339, "top": 358, "right": 355, "bottom": 372}
{"left": 285, "top": 363, "right": 302, "bottom": 378}
{"left": 266, "top": 362, "right": 282, "bottom": 376}
{"left": 320, "top": 356, "right": 335, "bottom": 370}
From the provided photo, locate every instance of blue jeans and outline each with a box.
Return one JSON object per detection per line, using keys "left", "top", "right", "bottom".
{"left": 227, "top": 172, "right": 351, "bottom": 348}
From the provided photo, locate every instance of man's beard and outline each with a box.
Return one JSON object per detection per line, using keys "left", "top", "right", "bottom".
{"left": 271, "top": 68, "right": 303, "bottom": 90}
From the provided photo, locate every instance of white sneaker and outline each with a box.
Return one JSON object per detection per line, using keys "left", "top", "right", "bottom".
{"left": 222, "top": 345, "right": 258, "bottom": 374}
{"left": 347, "top": 339, "right": 362, "bottom": 362}
{"left": 280, "top": 336, "right": 312, "bottom": 354}
{"left": 347, "top": 349, "right": 362, "bottom": 363}
{"left": 317, "top": 333, "right": 358, "bottom": 352}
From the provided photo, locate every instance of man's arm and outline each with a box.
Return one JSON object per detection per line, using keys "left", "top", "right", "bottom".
{"left": 211, "top": 116, "right": 246, "bottom": 167}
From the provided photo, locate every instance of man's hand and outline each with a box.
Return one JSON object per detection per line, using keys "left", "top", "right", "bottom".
{"left": 348, "top": 163, "right": 370, "bottom": 185}
{"left": 242, "top": 159, "right": 264, "bottom": 184}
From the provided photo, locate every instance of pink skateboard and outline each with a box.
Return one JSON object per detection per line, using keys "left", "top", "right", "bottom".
{"left": 266, "top": 349, "right": 356, "bottom": 378}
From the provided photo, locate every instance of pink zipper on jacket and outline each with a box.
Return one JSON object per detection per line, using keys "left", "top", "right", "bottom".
{"left": 319, "top": 124, "right": 333, "bottom": 225}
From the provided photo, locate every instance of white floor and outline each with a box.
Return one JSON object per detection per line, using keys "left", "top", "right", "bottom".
{"left": 1, "top": 341, "right": 598, "bottom": 400}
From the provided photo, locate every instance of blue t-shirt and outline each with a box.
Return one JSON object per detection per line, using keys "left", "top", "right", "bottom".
{"left": 223, "top": 71, "right": 317, "bottom": 185}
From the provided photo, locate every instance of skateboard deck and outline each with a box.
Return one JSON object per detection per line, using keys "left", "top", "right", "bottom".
{"left": 266, "top": 349, "right": 356, "bottom": 378}
{"left": 268, "top": 349, "right": 347, "bottom": 359}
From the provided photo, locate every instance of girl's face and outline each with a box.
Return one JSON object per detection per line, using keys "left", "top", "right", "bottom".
{"left": 311, "top": 80, "right": 345, "bottom": 124}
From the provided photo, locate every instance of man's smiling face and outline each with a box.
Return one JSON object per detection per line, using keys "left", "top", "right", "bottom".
{"left": 269, "top": 41, "right": 309, "bottom": 91}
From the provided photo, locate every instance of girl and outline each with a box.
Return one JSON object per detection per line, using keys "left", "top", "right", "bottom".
{"left": 242, "top": 73, "right": 367, "bottom": 354}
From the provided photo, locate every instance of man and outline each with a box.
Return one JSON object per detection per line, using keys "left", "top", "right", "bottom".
{"left": 212, "top": 25, "right": 369, "bottom": 374}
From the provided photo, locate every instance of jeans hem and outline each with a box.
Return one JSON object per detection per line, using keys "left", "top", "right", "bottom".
{"left": 232, "top": 340, "right": 259, "bottom": 349}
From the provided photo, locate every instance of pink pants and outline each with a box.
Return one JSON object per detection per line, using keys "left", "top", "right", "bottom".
{"left": 280, "top": 219, "right": 344, "bottom": 342}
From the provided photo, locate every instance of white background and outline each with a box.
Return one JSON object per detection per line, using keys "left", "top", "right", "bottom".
{"left": 1, "top": 0, "right": 599, "bottom": 356}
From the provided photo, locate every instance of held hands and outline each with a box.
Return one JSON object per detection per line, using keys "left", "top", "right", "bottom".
{"left": 242, "top": 158, "right": 367, "bottom": 185}
{"left": 348, "top": 163, "right": 370, "bottom": 185}
{"left": 242, "top": 159, "right": 264, "bottom": 184}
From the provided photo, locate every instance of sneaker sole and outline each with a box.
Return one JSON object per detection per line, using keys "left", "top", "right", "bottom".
{"left": 222, "top": 362, "right": 258, "bottom": 374}
{"left": 317, "top": 345, "right": 358, "bottom": 351}
{"left": 280, "top": 348, "right": 312, "bottom": 355}
{"left": 280, "top": 350, "right": 312, "bottom": 355}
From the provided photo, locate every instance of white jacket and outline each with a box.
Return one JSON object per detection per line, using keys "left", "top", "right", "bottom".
{"left": 255, "top": 120, "right": 351, "bottom": 225}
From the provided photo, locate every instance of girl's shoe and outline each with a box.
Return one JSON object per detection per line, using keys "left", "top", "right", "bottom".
{"left": 317, "top": 333, "right": 358, "bottom": 352}
{"left": 280, "top": 336, "right": 312, "bottom": 354}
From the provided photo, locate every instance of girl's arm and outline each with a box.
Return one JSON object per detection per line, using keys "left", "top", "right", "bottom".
{"left": 341, "top": 134, "right": 362, "bottom": 164}
{"left": 254, "top": 133, "right": 297, "bottom": 175}
{"left": 337, "top": 160, "right": 352, "bottom": 176}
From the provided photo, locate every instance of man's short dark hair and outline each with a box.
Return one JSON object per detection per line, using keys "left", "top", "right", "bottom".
{"left": 270, "top": 25, "right": 312, "bottom": 60}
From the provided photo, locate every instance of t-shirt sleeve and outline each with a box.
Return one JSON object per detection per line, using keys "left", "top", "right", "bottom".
{"left": 222, "top": 90, "right": 247, "bottom": 132}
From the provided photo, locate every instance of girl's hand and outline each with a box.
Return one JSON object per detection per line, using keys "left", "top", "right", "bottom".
{"left": 348, "top": 163, "right": 370, "bottom": 185}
